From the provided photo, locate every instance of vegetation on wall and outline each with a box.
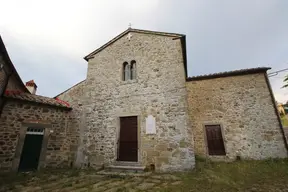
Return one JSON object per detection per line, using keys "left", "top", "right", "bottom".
{"left": 283, "top": 74, "right": 288, "bottom": 88}
{"left": 281, "top": 116, "right": 288, "bottom": 127}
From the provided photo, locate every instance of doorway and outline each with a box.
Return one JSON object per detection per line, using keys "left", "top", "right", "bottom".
{"left": 18, "top": 127, "right": 44, "bottom": 172}
{"left": 118, "top": 116, "right": 138, "bottom": 162}
{"left": 205, "top": 124, "right": 226, "bottom": 156}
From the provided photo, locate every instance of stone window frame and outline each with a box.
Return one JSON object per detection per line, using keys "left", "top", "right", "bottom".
{"left": 122, "top": 60, "right": 137, "bottom": 82}
{"left": 202, "top": 123, "right": 227, "bottom": 157}
{"left": 123, "top": 61, "right": 130, "bottom": 81}
{"left": 12, "top": 122, "right": 52, "bottom": 172}
{"left": 115, "top": 113, "right": 142, "bottom": 164}
{"left": 130, "top": 60, "right": 136, "bottom": 80}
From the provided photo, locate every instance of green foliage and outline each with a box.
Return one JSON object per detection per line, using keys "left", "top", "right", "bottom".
{"left": 161, "top": 159, "right": 288, "bottom": 192}
{"left": 281, "top": 116, "right": 288, "bottom": 127}
{"left": 283, "top": 75, "right": 288, "bottom": 88}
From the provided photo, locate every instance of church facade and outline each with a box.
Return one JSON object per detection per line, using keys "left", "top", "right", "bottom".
{"left": 0, "top": 28, "right": 287, "bottom": 172}
{"left": 57, "top": 29, "right": 195, "bottom": 171}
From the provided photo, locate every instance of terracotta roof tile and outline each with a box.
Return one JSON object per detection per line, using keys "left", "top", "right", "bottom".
{"left": 186, "top": 67, "right": 271, "bottom": 81}
{"left": 4, "top": 91, "right": 71, "bottom": 109}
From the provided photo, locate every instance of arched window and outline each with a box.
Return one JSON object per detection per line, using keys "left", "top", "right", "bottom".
{"left": 123, "top": 62, "right": 130, "bottom": 81}
{"left": 123, "top": 60, "right": 136, "bottom": 81}
{"left": 131, "top": 60, "right": 136, "bottom": 80}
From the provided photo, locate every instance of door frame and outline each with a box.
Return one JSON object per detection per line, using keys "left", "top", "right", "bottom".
{"left": 202, "top": 123, "right": 227, "bottom": 158}
{"left": 116, "top": 113, "right": 141, "bottom": 163}
{"left": 12, "top": 122, "right": 51, "bottom": 172}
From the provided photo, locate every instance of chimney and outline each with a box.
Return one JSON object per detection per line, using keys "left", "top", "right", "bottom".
{"left": 25, "top": 80, "right": 37, "bottom": 94}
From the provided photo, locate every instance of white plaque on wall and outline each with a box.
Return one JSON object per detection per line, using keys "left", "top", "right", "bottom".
{"left": 146, "top": 115, "right": 156, "bottom": 134}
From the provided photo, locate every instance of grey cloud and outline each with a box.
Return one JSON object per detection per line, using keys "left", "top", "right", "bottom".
{"left": 4, "top": 35, "right": 87, "bottom": 97}
{"left": 1, "top": 0, "right": 288, "bottom": 102}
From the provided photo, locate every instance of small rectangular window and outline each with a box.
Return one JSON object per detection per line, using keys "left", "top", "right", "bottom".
{"left": 205, "top": 124, "right": 226, "bottom": 156}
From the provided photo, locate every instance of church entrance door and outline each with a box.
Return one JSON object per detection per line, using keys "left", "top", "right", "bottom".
{"left": 118, "top": 116, "right": 138, "bottom": 162}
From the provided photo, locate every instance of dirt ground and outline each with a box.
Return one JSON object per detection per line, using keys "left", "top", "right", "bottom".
{"left": 1, "top": 159, "right": 288, "bottom": 192}
{"left": 0, "top": 170, "right": 182, "bottom": 192}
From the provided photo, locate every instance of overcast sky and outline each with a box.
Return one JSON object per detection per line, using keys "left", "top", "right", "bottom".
{"left": 0, "top": 0, "right": 287, "bottom": 102}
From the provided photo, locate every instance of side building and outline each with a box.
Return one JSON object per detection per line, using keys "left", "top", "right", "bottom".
{"left": 186, "top": 68, "right": 288, "bottom": 160}
{"left": 0, "top": 36, "right": 76, "bottom": 172}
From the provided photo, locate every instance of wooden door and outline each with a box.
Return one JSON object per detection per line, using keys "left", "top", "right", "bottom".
{"left": 18, "top": 130, "right": 44, "bottom": 172}
{"left": 118, "top": 116, "right": 138, "bottom": 161}
{"left": 205, "top": 125, "right": 226, "bottom": 156}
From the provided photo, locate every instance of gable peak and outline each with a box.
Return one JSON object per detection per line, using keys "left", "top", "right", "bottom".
{"left": 84, "top": 28, "right": 185, "bottom": 61}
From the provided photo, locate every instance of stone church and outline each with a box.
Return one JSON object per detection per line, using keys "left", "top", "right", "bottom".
{"left": 0, "top": 28, "right": 287, "bottom": 172}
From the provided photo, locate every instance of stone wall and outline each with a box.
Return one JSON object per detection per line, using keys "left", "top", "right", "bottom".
{"left": 56, "top": 80, "right": 86, "bottom": 167}
{"left": 0, "top": 100, "right": 72, "bottom": 171}
{"left": 83, "top": 32, "right": 194, "bottom": 171}
{"left": 186, "top": 73, "right": 287, "bottom": 160}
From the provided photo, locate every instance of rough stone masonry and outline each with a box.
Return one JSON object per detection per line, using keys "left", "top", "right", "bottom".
{"left": 186, "top": 72, "right": 287, "bottom": 160}
{"left": 1, "top": 29, "right": 287, "bottom": 173}
{"left": 56, "top": 29, "right": 287, "bottom": 171}
{"left": 58, "top": 30, "right": 195, "bottom": 172}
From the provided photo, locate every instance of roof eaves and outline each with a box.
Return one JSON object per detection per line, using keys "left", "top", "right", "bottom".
{"left": 0, "top": 36, "right": 30, "bottom": 93}
{"left": 180, "top": 35, "right": 187, "bottom": 78}
{"left": 130, "top": 28, "right": 184, "bottom": 37}
{"left": 84, "top": 28, "right": 184, "bottom": 61}
{"left": 84, "top": 28, "right": 130, "bottom": 61}
{"left": 186, "top": 67, "right": 271, "bottom": 81}
{"left": 54, "top": 79, "right": 86, "bottom": 98}
{"left": 4, "top": 95, "right": 72, "bottom": 110}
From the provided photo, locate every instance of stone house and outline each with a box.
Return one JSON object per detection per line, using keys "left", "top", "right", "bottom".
{"left": 0, "top": 36, "right": 75, "bottom": 171}
{"left": 186, "top": 69, "right": 287, "bottom": 160}
{"left": 0, "top": 28, "right": 287, "bottom": 172}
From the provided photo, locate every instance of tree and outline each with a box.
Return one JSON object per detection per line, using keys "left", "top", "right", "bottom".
{"left": 283, "top": 75, "right": 288, "bottom": 88}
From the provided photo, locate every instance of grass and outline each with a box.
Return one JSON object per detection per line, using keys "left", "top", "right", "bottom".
{"left": 1, "top": 159, "right": 288, "bottom": 191}
{"left": 281, "top": 115, "right": 288, "bottom": 127}
{"left": 162, "top": 159, "right": 288, "bottom": 192}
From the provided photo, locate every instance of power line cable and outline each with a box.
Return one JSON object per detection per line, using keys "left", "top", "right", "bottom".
{"left": 268, "top": 68, "right": 288, "bottom": 77}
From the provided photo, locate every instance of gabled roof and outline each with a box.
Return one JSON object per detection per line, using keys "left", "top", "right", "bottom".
{"left": 0, "top": 35, "right": 30, "bottom": 93}
{"left": 4, "top": 91, "right": 71, "bottom": 109}
{"left": 186, "top": 67, "right": 271, "bottom": 81}
{"left": 0, "top": 36, "right": 71, "bottom": 110}
{"left": 84, "top": 28, "right": 185, "bottom": 61}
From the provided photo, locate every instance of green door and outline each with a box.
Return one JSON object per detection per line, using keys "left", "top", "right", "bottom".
{"left": 18, "top": 130, "right": 44, "bottom": 172}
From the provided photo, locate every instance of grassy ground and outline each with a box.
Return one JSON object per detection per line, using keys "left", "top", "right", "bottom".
{"left": 1, "top": 159, "right": 288, "bottom": 191}
{"left": 281, "top": 115, "right": 288, "bottom": 127}
{"left": 163, "top": 158, "right": 288, "bottom": 192}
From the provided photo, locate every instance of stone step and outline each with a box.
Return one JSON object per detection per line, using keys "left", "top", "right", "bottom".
{"left": 96, "top": 170, "right": 151, "bottom": 177}
{"left": 112, "top": 161, "right": 142, "bottom": 167}
{"left": 105, "top": 165, "right": 146, "bottom": 173}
